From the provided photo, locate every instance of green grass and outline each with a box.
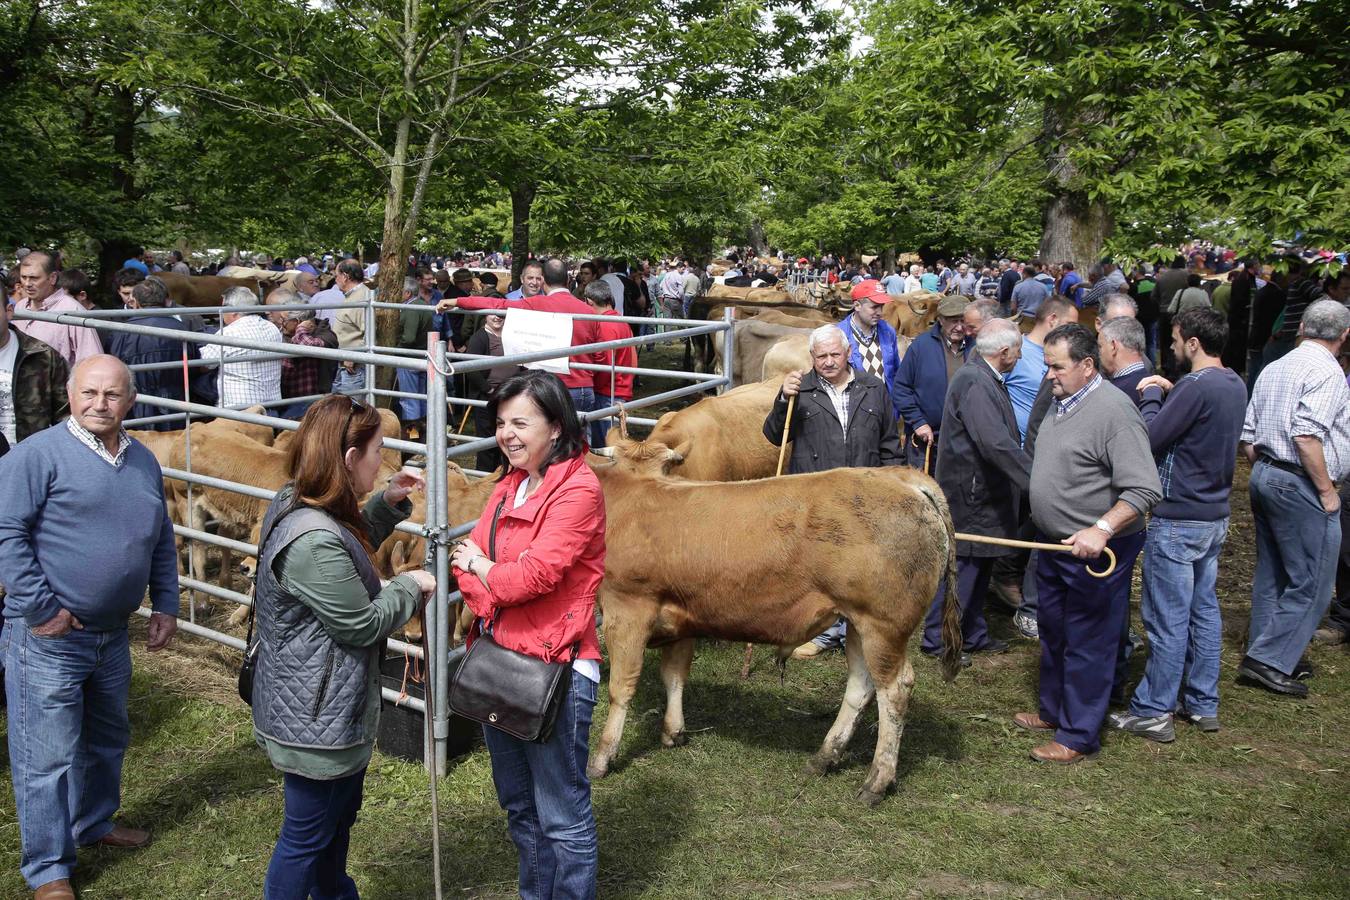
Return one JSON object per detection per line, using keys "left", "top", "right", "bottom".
{"left": 1, "top": 583, "right": 1345, "bottom": 899}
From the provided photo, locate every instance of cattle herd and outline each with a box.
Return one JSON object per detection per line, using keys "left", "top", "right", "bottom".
{"left": 133, "top": 274, "right": 971, "bottom": 804}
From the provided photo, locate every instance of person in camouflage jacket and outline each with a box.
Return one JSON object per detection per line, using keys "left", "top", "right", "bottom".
{"left": 1, "top": 298, "right": 69, "bottom": 454}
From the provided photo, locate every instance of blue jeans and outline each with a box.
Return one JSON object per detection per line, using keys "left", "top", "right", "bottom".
{"left": 395, "top": 367, "right": 427, "bottom": 422}
{"left": 1247, "top": 461, "right": 1341, "bottom": 675}
{"left": 280, "top": 398, "right": 317, "bottom": 421}
{"left": 590, "top": 393, "right": 618, "bottom": 448}
{"left": 5, "top": 623, "right": 131, "bottom": 889}
{"left": 1131, "top": 517, "right": 1228, "bottom": 718}
{"left": 332, "top": 368, "right": 365, "bottom": 396}
{"left": 482, "top": 674, "right": 598, "bottom": 900}
{"left": 568, "top": 387, "right": 595, "bottom": 438}
{"left": 264, "top": 767, "right": 367, "bottom": 900}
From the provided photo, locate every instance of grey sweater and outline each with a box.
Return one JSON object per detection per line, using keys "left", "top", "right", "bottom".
{"left": 1029, "top": 382, "right": 1162, "bottom": 539}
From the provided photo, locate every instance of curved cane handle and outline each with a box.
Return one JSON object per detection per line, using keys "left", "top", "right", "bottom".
{"left": 1085, "top": 546, "right": 1117, "bottom": 579}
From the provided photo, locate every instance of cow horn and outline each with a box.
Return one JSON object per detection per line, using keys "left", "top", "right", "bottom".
{"left": 592, "top": 445, "right": 616, "bottom": 458}
{"left": 666, "top": 448, "right": 684, "bottom": 464}
{"left": 616, "top": 406, "right": 629, "bottom": 439}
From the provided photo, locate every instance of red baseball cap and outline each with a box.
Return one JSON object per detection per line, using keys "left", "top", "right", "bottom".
{"left": 797, "top": 257, "right": 810, "bottom": 264}
{"left": 850, "top": 279, "right": 891, "bottom": 304}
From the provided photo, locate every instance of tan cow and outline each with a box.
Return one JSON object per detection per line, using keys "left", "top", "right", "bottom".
{"left": 616, "top": 377, "right": 784, "bottom": 481}
{"left": 761, "top": 334, "right": 811, "bottom": 380}
{"left": 155, "top": 272, "right": 262, "bottom": 308}
{"left": 881, "top": 291, "right": 941, "bottom": 337}
{"left": 586, "top": 439, "right": 961, "bottom": 805}
{"left": 713, "top": 318, "right": 813, "bottom": 385}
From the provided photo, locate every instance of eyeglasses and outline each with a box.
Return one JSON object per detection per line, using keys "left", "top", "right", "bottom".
{"left": 344, "top": 395, "right": 367, "bottom": 440}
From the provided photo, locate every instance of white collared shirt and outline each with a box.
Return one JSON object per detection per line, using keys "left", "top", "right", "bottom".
{"left": 67, "top": 417, "right": 130, "bottom": 467}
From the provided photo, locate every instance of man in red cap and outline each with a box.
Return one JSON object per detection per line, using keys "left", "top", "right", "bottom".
{"left": 838, "top": 280, "right": 904, "bottom": 419}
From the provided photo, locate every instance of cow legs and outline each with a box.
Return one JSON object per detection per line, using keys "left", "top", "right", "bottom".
{"left": 856, "top": 625, "right": 915, "bottom": 807}
{"left": 587, "top": 600, "right": 656, "bottom": 780}
{"left": 659, "top": 639, "right": 695, "bottom": 747}
{"left": 806, "top": 623, "right": 874, "bottom": 777}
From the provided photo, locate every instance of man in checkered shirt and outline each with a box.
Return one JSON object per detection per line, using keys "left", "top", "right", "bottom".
{"left": 198, "top": 287, "right": 284, "bottom": 409}
{"left": 1237, "top": 298, "right": 1350, "bottom": 698}
{"left": 836, "top": 279, "right": 903, "bottom": 419}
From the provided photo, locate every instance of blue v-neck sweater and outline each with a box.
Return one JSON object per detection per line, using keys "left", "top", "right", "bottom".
{"left": 0, "top": 423, "right": 179, "bottom": 630}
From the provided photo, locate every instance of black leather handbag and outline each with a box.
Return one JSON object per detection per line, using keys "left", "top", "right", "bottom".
{"left": 447, "top": 499, "right": 577, "bottom": 743}
{"left": 237, "top": 599, "right": 259, "bottom": 706}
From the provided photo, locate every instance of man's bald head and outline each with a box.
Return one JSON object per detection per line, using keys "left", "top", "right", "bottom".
{"left": 67, "top": 355, "right": 137, "bottom": 443}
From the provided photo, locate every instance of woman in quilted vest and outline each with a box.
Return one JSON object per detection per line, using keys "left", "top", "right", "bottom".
{"left": 252, "top": 394, "right": 435, "bottom": 899}
{"left": 451, "top": 370, "right": 606, "bottom": 900}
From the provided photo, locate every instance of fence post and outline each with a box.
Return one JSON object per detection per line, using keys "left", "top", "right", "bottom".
{"left": 426, "top": 338, "right": 452, "bottom": 776}
{"left": 364, "top": 289, "right": 377, "bottom": 407}
{"left": 721, "top": 306, "right": 735, "bottom": 393}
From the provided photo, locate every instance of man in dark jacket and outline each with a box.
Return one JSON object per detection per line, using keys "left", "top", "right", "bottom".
{"left": 893, "top": 293, "right": 972, "bottom": 472}
{"left": 103, "top": 276, "right": 197, "bottom": 431}
{"left": 0, "top": 297, "right": 69, "bottom": 452}
{"left": 764, "top": 325, "right": 902, "bottom": 658}
{"left": 920, "top": 319, "right": 1030, "bottom": 664}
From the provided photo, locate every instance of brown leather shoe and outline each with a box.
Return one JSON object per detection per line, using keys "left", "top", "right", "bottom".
{"left": 1030, "top": 741, "right": 1096, "bottom": 764}
{"left": 34, "top": 879, "right": 75, "bottom": 900}
{"left": 1013, "top": 712, "right": 1053, "bottom": 731}
{"left": 94, "top": 824, "right": 151, "bottom": 849}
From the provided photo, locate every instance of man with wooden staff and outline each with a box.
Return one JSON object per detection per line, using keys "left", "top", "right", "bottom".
{"left": 763, "top": 325, "right": 903, "bottom": 659}
{"left": 1013, "top": 324, "right": 1161, "bottom": 764}
{"left": 919, "top": 319, "right": 1030, "bottom": 667}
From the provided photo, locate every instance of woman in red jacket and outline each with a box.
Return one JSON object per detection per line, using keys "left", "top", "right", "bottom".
{"left": 450, "top": 370, "right": 605, "bottom": 900}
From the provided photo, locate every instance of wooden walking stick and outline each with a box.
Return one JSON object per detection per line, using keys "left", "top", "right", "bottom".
{"left": 456, "top": 405, "right": 472, "bottom": 435}
{"left": 745, "top": 391, "right": 797, "bottom": 678}
{"left": 923, "top": 438, "right": 932, "bottom": 476}
{"left": 953, "top": 533, "right": 1118, "bottom": 578}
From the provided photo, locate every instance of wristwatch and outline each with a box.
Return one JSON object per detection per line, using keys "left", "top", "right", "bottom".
{"left": 1093, "top": 518, "right": 1115, "bottom": 537}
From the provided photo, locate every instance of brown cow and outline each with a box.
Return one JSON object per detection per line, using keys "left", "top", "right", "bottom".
{"left": 586, "top": 440, "right": 961, "bottom": 805}
{"left": 760, "top": 334, "right": 811, "bottom": 380}
{"left": 880, "top": 291, "right": 941, "bottom": 338}
{"left": 714, "top": 318, "right": 813, "bottom": 385}
{"left": 155, "top": 272, "right": 262, "bottom": 308}
{"left": 617, "top": 377, "right": 784, "bottom": 481}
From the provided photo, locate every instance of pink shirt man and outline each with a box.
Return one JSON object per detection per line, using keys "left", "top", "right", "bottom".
{"left": 12, "top": 289, "right": 103, "bottom": 368}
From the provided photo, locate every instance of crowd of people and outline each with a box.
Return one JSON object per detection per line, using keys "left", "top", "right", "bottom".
{"left": 0, "top": 238, "right": 1347, "bottom": 899}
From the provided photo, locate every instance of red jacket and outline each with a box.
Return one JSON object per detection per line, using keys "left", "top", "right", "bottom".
{"left": 455, "top": 454, "right": 605, "bottom": 664}
{"left": 592, "top": 310, "right": 635, "bottom": 400}
{"left": 457, "top": 289, "right": 603, "bottom": 389}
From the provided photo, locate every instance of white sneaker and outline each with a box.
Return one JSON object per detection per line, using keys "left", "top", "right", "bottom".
{"left": 1014, "top": 610, "right": 1039, "bottom": 640}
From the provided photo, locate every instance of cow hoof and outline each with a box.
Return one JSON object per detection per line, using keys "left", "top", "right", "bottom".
{"left": 586, "top": 759, "right": 609, "bottom": 780}
{"left": 856, "top": 786, "right": 886, "bottom": 808}
{"left": 803, "top": 754, "right": 834, "bottom": 778}
{"left": 661, "top": 731, "right": 688, "bottom": 748}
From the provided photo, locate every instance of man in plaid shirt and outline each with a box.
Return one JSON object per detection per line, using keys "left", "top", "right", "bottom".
{"left": 266, "top": 289, "right": 335, "bottom": 419}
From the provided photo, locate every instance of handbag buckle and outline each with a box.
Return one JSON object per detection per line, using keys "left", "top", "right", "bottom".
{"left": 488, "top": 713, "right": 498, "bottom": 723}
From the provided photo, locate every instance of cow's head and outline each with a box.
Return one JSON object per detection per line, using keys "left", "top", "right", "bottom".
{"left": 590, "top": 439, "right": 683, "bottom": 477}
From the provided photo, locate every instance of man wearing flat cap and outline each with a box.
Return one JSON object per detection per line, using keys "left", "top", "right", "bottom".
{"left": 894, "top": 293, "right": 972, "bottom": 472}
{"left": 838, "top": 280, "right": 904, "bottom": 419}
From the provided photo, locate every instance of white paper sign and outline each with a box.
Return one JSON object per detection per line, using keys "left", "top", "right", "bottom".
{"left": 500, "top": 308, "right": 574, "bottom": 374}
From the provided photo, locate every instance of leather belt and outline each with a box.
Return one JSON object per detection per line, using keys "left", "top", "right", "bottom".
{"left": 1259, "top": 455, "right": 1306, "bottom": 477}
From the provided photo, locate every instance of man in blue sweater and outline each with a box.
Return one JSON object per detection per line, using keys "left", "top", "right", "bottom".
{"left": 0, "top": 355, "right": 179, "bottom": 899}
{"left": 894, "top": 294, "right": 971, "bottom": 472}
{"left": 1109, "top": 309, "right": 1249, "bottom": 742}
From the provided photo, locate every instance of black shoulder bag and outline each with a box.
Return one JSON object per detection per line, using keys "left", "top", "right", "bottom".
{"left": 447, "top": 497, "right": 577, "bottom": 743}
{"left": 237, "top": 595, "right": 259, "bottom": 705}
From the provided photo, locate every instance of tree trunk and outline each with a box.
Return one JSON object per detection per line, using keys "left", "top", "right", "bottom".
{"left": 1038, "top": 104, "right": 1113, "bottom": 270}
{"left": 93, "top": 86, "right": 141, "bottom": 305}
{"left": 510, "top": 182, "right": 536, "bottom": 290}
{"left": 881, "top": 247, "right": 897, "bottom": 277}
{"left": 372, "top": 119, "right": 412, "bottom": 400}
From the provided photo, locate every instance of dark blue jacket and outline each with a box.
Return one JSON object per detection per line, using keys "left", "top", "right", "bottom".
{"left": 836, "top": 315, "right": 902, "bottom": 419}
{"left": 104, "top": 313, "right": 199, "bottom": 431}
{"left": 894, "top": 323, "right": 971, "bottom": 436}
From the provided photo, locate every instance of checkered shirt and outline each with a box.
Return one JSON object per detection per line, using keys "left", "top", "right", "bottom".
{"left": 199, "top": 313, "right": 284, "bottom": 408}
{"left": 282, "top": 329, "right": 327, "bottom": 399}
{"left": 818, "top": 371, "right": 855, "bottom": 434}
{"left": 1113, "top": 361, "right": 1147, "bottom": 380}
{"left": 1055, "top": 373, "right": 1103, "bottom": 418}
{"left": 1242, "top": 340, "right": 1350, "bottom": 480}
{"left": 67, "top": 417, "right": 130, "bottom": 467}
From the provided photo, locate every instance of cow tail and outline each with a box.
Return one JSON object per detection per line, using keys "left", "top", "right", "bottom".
{"left": 914, "top": 483, "right": 963, "bottom": 681}
{"left": 938, "top": 507, "right": 962, "bottom": 682}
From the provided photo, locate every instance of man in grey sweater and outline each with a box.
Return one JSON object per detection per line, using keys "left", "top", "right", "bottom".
{"left": 1013, "top": 324, "right": 1162, "bottom": 764}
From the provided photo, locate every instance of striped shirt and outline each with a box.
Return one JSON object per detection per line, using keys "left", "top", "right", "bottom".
{"left": 819, "top": 371, "right": 856, "bottom": 434}
{"left": 1242, "top": 340, "right": 1350, "bottom": 480}
{"left": 199, "top": 313, "right": 284, "bottom": 408}
{"left": 1113, "top": 361, "right": 1148, "bottom": 381}
{"left": 1056, "top": 373, "right": 1103, "bottom": 418}
{"left": 67, "top": 417, "right": 130, "bottom": 468}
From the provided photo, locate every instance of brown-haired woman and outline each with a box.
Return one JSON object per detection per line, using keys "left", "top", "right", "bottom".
{"left": 250, "top": 394, "right": 435, "bottom": 899}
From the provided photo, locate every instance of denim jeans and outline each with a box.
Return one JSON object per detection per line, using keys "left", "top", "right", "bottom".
{"left": 1131, "top": 517, "right": 1229, "bottom": 718}
{"left": 568, "top": 387, "right": 595, "bottom": 442}
{"left": 395, "top": 366, "right": 428, "bottom": 422}
{"left": 590, "top": 393, "right": 618, "bottom": 449}
{"left": 264, "top": 767, "right": 366, "bottom": 900}
{"left": 483, "top": 674, "right": 598, "bottom": 900}
{"left": 1247, "top": 461, "right": 1341, "bottom": 675}
{"left": 332, "top": 367, "right": 366, "bottom": 396}
{"left": 5, "top": 623, "right": 131, "bottom": 889}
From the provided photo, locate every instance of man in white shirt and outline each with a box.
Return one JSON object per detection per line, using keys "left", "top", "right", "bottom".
{"left": 198, "top": 288, "right": 283, "bottom": 408}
